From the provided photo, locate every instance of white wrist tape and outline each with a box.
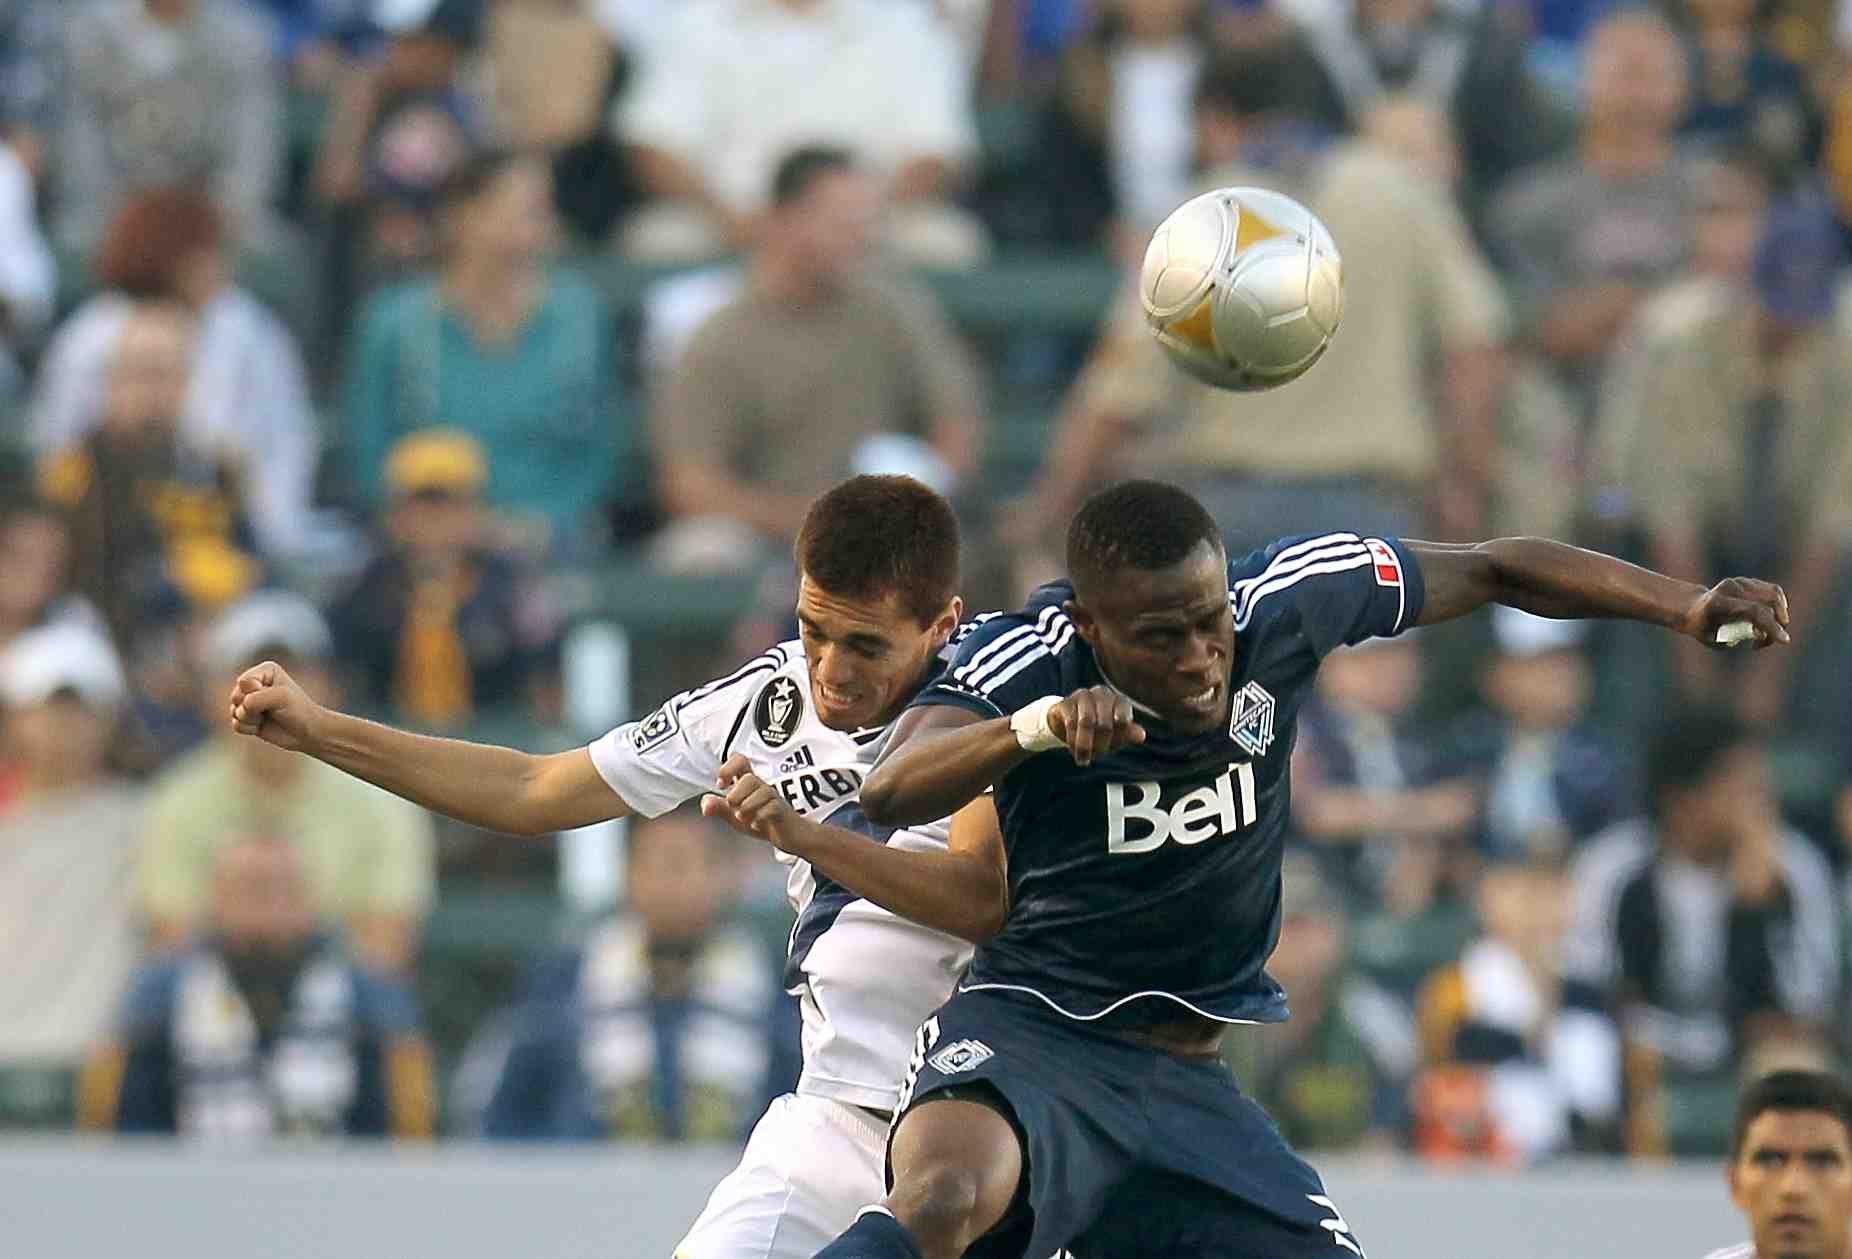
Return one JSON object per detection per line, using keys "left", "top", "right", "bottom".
{"left": 1010, "top": 695, "right": 1067, "bottom": 753}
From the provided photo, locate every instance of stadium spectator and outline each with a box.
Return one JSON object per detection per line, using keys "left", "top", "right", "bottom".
{"left": 1289, "top": 0, "right": 1572, "bottom": 222}
{"left": 1488, "top": 10, "right": 1699, "bottom": 420}
{"left": 56, "top": 0, "right": 283, "bottom": 259}
{"left": 1442, "top": 608, "right": 1633, "bottom": 866}
{"left": 1677, "top": 0, "right": 1818, "bottom": 168}
{"left": 482, "top": 812, "right": 778, "bottom": 1141}
{"left": 344, "top": 149, "right": 629, "bottom": 554}
{"left": 0, "top": 497, "right": 104, "bottom": 658}
{"left": 484, "top": 0, "right": 633, "bottom": 244}
{"left": 0, "top": 1, "right": 65, "bottom": 177}
{"left": 0, "top": 134, "right": 51, "bottom": 406}
{"left": 653, "top": 148, "right": 982, "bottom": 565}
{"left": 1564, "top": 709, "right": 1840, "bottom": 1117}
{"left": 138, "top": 591, "right": 436, "bottom": 974}
{"left": 28, "top": 189, "right": 324, "bottom": 562}
{"left": 612, "top": 0, "right": 987, "bottom": 266}
{"left": 1223, "top": 854, "right": 1417, "bottom": 1152}
{"left": 330, "top": 430, "right": 559, "bottom": 729}
{"left": 80, "top": 834, "right": 436, "bottom": 1140}
{"left": 1602, "top": 192, "right": 1852, "bottom": 735}
{"left": 1412, "top": 861, "right": 1620, "bottom": 1162}
{"left": 35, "top": 301, "right": 261, "bottom": 649}
{"left": 1012, "top": 46, "right": 1508, "bottom": 554}
{"left": 0, "top": 624, "right": 140, "bottom": 1127}
{"left": 313, "top": 0, "right": 490, "bottom": 280}
{"left": 1291, "top": 634, "right": 1478, "bottom": 909}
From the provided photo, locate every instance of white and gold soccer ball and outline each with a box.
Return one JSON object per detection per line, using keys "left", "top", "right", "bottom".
{"left": 1138, "top": 186, "right": 1343, "bottom": 392}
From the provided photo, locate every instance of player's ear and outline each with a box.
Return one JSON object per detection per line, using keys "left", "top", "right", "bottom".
{"left": 1727, "top": 1157, "right": 1747, "bottom": 1210}
{"left": 1063, "top": 598, "right": 1098, "bottom": 647}
{"left": 931, "top": 597, "right": 963, "bottom": 650}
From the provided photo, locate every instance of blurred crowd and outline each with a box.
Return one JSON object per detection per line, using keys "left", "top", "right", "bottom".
{"left": 2, "top": 0, "right": 1852, "bottom": 1161}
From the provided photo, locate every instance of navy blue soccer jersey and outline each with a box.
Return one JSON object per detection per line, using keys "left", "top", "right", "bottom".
{"left": 913, "top": 532, "right": 1426, "bottom": 1025}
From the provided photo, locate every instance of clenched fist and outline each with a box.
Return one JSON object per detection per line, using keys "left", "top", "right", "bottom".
{"left": 700, "top": 754, "right": 809, "bottom": 854}
{"left": 1047, "top": 685, "right": 1146, "bottom": 767}
{"left": 228, "top": 661, "right": 325, "bottom": 754}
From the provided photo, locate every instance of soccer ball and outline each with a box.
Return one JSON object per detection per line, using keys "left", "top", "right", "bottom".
{"left": 1139, "top": 187, "right": 1343, "bottom": 392}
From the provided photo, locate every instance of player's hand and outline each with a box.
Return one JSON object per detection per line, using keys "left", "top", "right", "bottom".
{"left": 1677, "top": 577, "right": 1790, "bottom": 649}
{"left": 702, "top": 755, "right": 807, "bottom": 853}
{"left": 227, "top": 661, "right": 325, "bottom": 754}
{"left": 1047, "top": 685, "right": 1146, "bottom": 767}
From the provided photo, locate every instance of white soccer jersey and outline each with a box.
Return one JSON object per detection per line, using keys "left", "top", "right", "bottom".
{"left": 588, "top": 640, "right": 974, "bottom": 1112}
{"left": 1700, "top": 1245, "right": 1754, "bottom": 1259}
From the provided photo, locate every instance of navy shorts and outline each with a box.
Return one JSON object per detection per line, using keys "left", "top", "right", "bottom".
{"left": 891, "top": 988, "right": 1364, "bottom": 1259}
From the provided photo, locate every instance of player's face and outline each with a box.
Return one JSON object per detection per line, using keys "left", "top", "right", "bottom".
{"left": 796, "top": 576, "right": 959, "bottom": 731}
{"left": 1071, "top": 539, "right": 1233, "bottom": 735}
{"left": 1731, "top": 1110, "right": 1852, "bottom": 1259}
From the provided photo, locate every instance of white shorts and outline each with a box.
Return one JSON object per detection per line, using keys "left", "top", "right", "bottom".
{"left": 674, "top": 1092, "right": 889, "bottom": 1259}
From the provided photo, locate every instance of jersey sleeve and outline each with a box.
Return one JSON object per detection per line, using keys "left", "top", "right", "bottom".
{"left": 586, "top": 648, "right": 788, "bottom": 817}
{"left": 913, "top": 607, "right": 1072, "bottom": 719}
{"left": 1230, "top": 533, "right": 1426, "bottom": 658}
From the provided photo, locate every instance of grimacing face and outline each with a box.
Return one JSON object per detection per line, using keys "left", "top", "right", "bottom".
{"left": 1067, "top": 539, "right": 1233, "bottom": 735}
{"left": 795, "top": 575, "right": 960, "bottom": 732}
{"left": 1731, "top": 1109, "right": 1852, "bottom": 1259}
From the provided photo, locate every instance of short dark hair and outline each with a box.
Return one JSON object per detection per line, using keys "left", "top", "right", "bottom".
{"left": 1644, "top": 703, "right": 1757, "bottom": 818}
{"left": 1193, "top": 45, "right": 1299, "bottom": 121}
{"left": 1731, "top": 1070, "right": 1852, "bottom": 1160}
{"left": 771, "top": 146, "right": 855, "bottom": 209}
{"left": 1066, "top": 480, "right": 1223, "bottom": 599}
{"left": 94, "top": 187, "right": 223, "bottom": 298}
{"left": 795, "top": 476, "right": 959, "bottom": 626}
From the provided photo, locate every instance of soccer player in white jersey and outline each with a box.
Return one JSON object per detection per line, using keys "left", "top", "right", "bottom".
{"left": 224, "top": 475, "right": 992, "bottom": 1259}
{"left": 1707, "top": 1070, "right": 1852, "bottom": 1259}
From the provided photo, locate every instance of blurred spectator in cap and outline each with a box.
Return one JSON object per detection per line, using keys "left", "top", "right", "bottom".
{"left": 1489, "top": 10, "right": 1700, "bottom": 422}
{"left": 56, "top": 0, "right": 283, "bottom": 259}
{"left": 314, "top": 0, "right": 491, "bottom": 283}
{"left": 1604, "top": 190, "right": 1852, "bottom": 736}
{"left": 613, "top": 0, "right": 987, "bottom": 267}
{"left": 331, "top": 430, "right": 559, "bottom": 729}
{"left": 344, "top": 148, "right": 631, "bottom": 553}
{"left": 34, "top": 301, "right": 263, "bottom": 650}
{"left": 1223, "top": 852, "right": 1418, "bottom": 1152}
{"left": 137, "top": 591, "right": 435, "bottom": 974}
{"left": 1441, "top": 607, "right": 1634, "bottom": 866}
{"left": 654, "top": 146, "right": 981, "bottom": 566}
{"left": 29, "top": 189, "right": 325, "bottom": 562}
{"left": 0, "top": 624, "right": 141, "bottom": 1127}
{"left": 81, "top": 834, "right": 435, "bottom": 1140}
{"left": 480, "top": 811, "right": 777, "bottom": 1142}
{"left": 1413, "top": 860, "right": 1620, "bottom": 1162}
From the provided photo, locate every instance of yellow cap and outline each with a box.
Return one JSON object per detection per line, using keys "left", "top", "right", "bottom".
{"left": 385, "top": 429, "right": 488, "bottom": 497}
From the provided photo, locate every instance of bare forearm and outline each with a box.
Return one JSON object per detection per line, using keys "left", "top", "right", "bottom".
{"left": 309, "top": 710, "right": 582, "bottom": 836}
{"left": 863, "top": 718, "right": 1029, "bottom": 827}
{"left": 661, "top": 462, "right": 812, "bottom": 541}
{"left": 1421, "top": 537, "right": 1704, "bottom": 627}
{"left": 631, "top": 145, "right": 731, "bottom": 218}
{"left": 781, "top": 817, "right": 1005, "bottom": 943}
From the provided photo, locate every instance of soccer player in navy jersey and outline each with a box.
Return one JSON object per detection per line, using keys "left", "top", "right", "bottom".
{"left": 701, "top": 479, "right": 1790, "bottom": 1259}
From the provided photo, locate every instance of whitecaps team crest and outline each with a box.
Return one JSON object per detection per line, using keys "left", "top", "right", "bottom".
{"left": 753, "top": 676, "right": 805, "bottom": 748}
{"left": 1228, "top": 681, "right": 1276, "bottom": 757}
{"left": 928, "top": 1039, "right": 994, "bottom": 1075}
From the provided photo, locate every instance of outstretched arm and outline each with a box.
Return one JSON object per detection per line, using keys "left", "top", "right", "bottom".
{"left": 229, "top": 662, "right": 629, "bottom": 837}
{"left": 703, "top": 758, "right": 1009, "bottom": 944}
{"left": 859, "top": 686, "right": 1147, "bottom": 828}
{"left": 1410, "top": 538, "right": 1791, "bottom": 648}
